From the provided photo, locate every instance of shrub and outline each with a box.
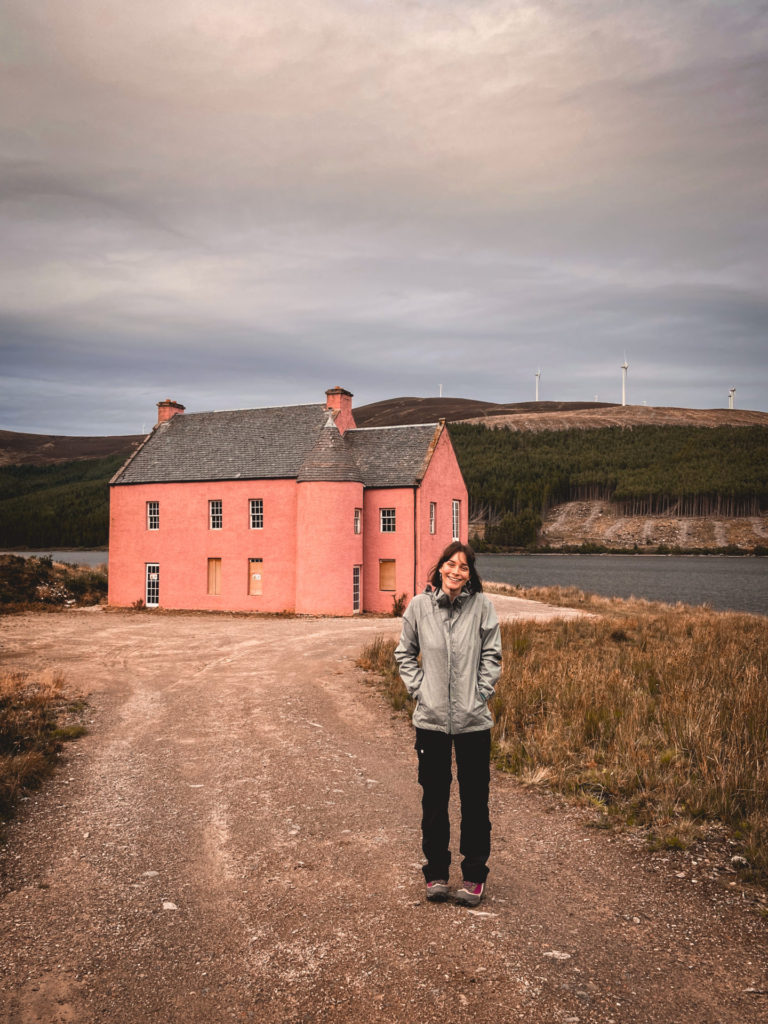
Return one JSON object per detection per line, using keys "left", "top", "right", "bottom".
{"left": 0, "top": 555, "right": 106, "bottom": 608}
{"left": 356, "top": 636, "right": 415, "bottom": 716}
{"left": 0, "top": 670, "right": 87, "bottom": 821}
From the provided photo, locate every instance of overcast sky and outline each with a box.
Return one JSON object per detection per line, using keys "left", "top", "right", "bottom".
{"left": 2, "top": 0, "right": 766, "bottom": 435}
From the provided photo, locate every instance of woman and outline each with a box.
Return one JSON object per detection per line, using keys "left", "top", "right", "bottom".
{"left": 394, "top": 541, "right": 502, "bottom": 906}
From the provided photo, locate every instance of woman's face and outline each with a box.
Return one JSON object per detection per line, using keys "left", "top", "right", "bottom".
{"left": 439, "top": 551, "right": 470, "bottom": 598}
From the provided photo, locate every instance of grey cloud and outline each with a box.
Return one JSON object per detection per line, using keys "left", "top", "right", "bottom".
{"left": 1, "top": 0, "right": 766, "bottom": 433}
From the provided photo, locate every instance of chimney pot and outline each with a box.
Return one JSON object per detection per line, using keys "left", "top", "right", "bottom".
{"left": 157, "top": 399, "right": 185, "bottom": 424}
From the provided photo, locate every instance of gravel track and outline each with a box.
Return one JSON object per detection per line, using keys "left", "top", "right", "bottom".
{"left": 1, "top": 603, "right": 767, "bottom": 1024}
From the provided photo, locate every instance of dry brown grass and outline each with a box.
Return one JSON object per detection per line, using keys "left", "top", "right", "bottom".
{"left": 356, "top": 636, "right": 416, "bottom": 715}
{"left": 357, "top": 594, "right": 768, "bottom": 881}
{"left": 0, "top": 670, "right": 87, "bottom": 822}
{"left": 493, "top": 611, "right": 768, "bottom": 871}
{"left": 485, "top": 580, "right": 684, "bottom": 616}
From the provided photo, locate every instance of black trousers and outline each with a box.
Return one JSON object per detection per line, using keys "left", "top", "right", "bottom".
{"left": 414, "top": 727, "right": 491, "bottom": 884}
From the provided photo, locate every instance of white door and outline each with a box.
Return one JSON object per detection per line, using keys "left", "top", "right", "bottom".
{"left": 145, "top": 563, "right": 159, "bottom": 607}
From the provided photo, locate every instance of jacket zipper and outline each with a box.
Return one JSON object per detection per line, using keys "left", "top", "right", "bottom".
{"left": 447, "top": 602, "right": 453, "bottom": 734}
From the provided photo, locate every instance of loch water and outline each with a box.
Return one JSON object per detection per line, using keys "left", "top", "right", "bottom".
{"left": 477, "top": 553, "right": 767, "bottom": 616}
{"left": 1, "top": 549, "right": 108, "bottom": 567}
{"left": 3, "top": 549, "right": 766, "bottom": 616}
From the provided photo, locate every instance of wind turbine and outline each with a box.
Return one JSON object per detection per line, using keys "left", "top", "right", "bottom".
{"left": 728, "top": 386, "right": 735, "bottom": 410}
{"left": 621, "top": 358, "right": 629, "bottom": 406}
{"left": 535, "top": 368, "right": 541, "bottom": 402}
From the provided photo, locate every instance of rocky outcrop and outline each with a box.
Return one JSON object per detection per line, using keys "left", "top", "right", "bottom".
{"left": 538, "top": 501, "right": 768, "bottom": 550}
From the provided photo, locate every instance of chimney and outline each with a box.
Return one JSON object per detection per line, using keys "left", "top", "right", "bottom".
{"left": 325, "top": 386, "right": 355, "bottom": 435}
{"left": 157, "top": 398, "right": 185, "bottom": 424}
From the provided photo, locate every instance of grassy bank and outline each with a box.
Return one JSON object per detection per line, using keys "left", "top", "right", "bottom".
{"left": 0, "top": 554, "right": 107, "bottom": 610}
{"left": 357, "top": 594, "right": 768, "bottom": 882}
{"left": 0, "top": 670, "right": 87, "bottom": 825}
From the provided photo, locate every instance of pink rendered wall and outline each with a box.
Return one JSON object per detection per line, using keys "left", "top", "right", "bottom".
{"left": 108, "top": 479, "right": 299, "bottom": 612}
{"left": 415, "top": 428, "right": 469, "bottom": 592}
{"left": 295, "top": 481, "right": 364, "bottom": 615}
{"left": 361, "top": 487, "right": 416, "bottom": 614}
{"left": 108, "top": 425, "right": 468, "bottom": 617}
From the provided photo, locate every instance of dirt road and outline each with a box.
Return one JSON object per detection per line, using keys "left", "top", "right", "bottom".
{"left": 1, "top": 603, "right": 767, "bottom": 1024}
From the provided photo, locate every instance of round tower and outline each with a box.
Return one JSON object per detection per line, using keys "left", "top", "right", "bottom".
{"left": 295, "top": 413, "right": 364, "bottom": 615}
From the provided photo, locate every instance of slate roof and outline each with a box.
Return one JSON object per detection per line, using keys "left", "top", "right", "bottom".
{"left": 297, "top": 415, "right": 364, "bottom": 482}
{"left": 112, "top": 404, "right": 442, "bottom": 487}
{"left": 346, "top": 424, "right": 441, "bottom": 487}
{"left": 112, "top": 404, "right": 329, "bottom": 484}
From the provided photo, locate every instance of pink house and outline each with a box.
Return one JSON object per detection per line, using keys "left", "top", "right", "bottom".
{"left": 108, "top": 387, "right": 468, "bottom": 615}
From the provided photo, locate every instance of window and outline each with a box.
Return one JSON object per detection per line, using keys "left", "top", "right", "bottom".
{"left": 429, "top": 502, "right": 436, "bottom": 535}
{"left": 379, "top": 559, "right": 396, "bottom": 591}
{"left": 380, "top": 508, "right": 396, "bottom": 533}
{"left": 249, "top": 558, "right": 263, "bottom": 596}
{"left": 353, "top": 565, "right": 361, "bottom": 612}
{"left": 145, "top": 563, "right": 159, "bottom": 607}
{"left": 250, "top": 498, "right": 263, "bottom": 530}
{"left": 207, "top": 557, "right": 222, "bottom": 596}
{"left": 354, "top": 508, "right": 362, "bottom": 535}
{"left": 452, "top": 499, "right": 461, "bottom": 541}
{"left": 146, "top": 500, "right": 159, "bottom": 530}
{"left": 209, "top": 499, "right": 222, "bottom": 530}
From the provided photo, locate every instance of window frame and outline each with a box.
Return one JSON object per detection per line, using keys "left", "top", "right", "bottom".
{"left": 352, "top": 565, "right": 361, "bottom": 612}
{"left": 249, "top": 498, "right": 264, "bottom": 530}
{"left": 380, "top": 507, "right": 396, "bottom": 533}
{"left": 354, "top": 507, "right": 362, "bottom": 535}
{"left": 429, "top": 501, "right": 436, "bottom": 535}
{"left": 452, "top": 499, "right": 460, "bottom": 542}
{"left": 145, "top": 563, "right": 159, "bottom": 607}
{"left": 209, "top": 498, "right": 223, "bottom": 530}
{"left": 146, "top": 500, "right": 159, "bottom": 531}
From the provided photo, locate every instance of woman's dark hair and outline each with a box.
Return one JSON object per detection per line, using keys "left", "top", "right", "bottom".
{"left": 428, "top": 541, "right": 483, "bottom": 594}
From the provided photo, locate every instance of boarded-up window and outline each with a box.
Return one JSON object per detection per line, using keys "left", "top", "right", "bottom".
{"left": 379, "top": 559, "right": 396, "bottom": 591}
{"left": 207, "top": 557, "right": 222, "bottom": 596}
{"left": 249, "top": 558, "right": 263, "bottom": 596}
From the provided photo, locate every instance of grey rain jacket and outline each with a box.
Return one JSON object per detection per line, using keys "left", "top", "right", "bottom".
{"left": 394, "top": 587, "right": 502, "bottom": 734}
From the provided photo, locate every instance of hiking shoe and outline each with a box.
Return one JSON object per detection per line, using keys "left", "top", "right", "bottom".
{"left": 454, "top": 881, "right": 484, "bottom": 906}
{"left": 425, "top": 879, "right": 450, "bottom": 902}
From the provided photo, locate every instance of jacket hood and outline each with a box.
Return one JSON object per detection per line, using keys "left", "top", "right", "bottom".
{"left": 431, "top": 586, "right": 472, "bottom": 609}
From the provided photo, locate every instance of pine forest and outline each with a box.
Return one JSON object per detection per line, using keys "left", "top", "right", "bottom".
{"left": 0, "top": 425, "right": 766, "bottom": 550}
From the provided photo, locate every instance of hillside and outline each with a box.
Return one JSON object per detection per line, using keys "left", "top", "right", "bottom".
{"left": 353, "top": 397, "right": 616, "bottom": 427}
{"left": 0, "top": 454, "right": 129, "bottom": 548}
{"left": 1, "top": 401, "right": 766, "bottom": 552}
{"left": 2, "top": 402, "right": 764, "bottom": 465}
{"left": 353, "top": 397, "right": 768, "bottom": 431}
{"left": 536, "top": 501, "right": 768, "bottom": 552}
{"left": 0, "top": 430, "right": 143, "bottom": 467}
{"left": 461, "top": 404, "right": 768, "bottom": 432}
